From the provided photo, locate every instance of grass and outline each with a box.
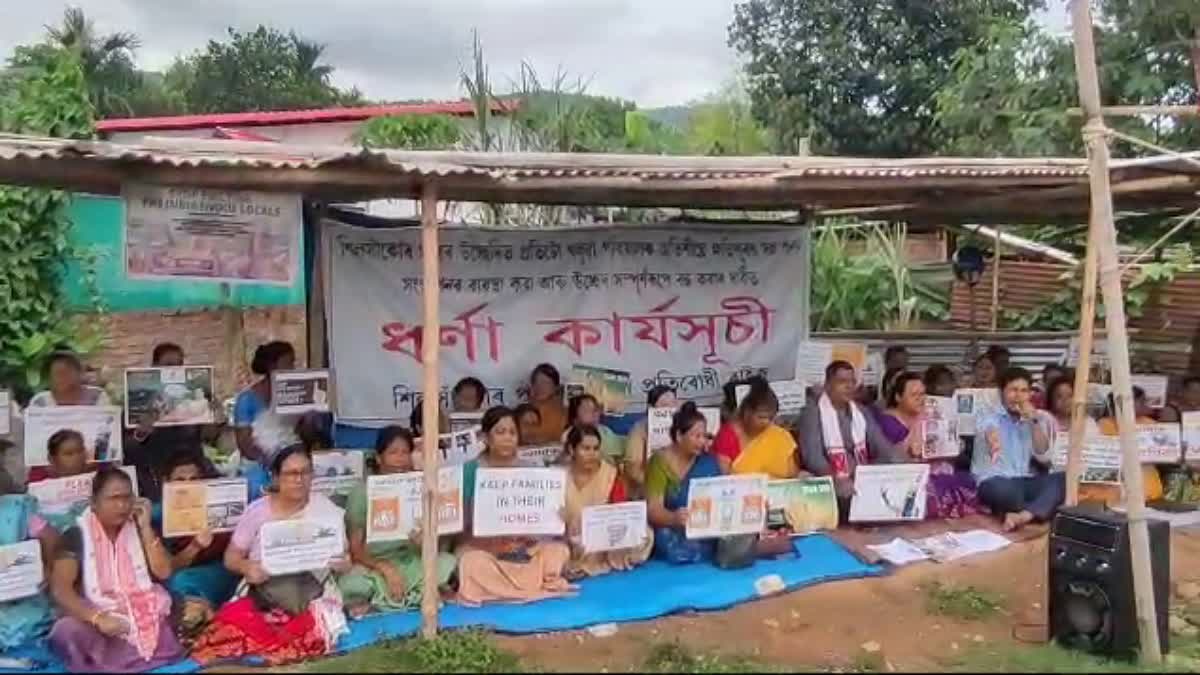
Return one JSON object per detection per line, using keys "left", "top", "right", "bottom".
{"left": 641, "top": 642, "right": 775, "bottom": 673}
{"left": 944, "top": 641, "right": 1200, "bottom": 673}
{"left": 304, "top": 630, "right": 523, "bottom": 673}
{"left": 924, "top": 581, "right": 1005, "bottom": 621}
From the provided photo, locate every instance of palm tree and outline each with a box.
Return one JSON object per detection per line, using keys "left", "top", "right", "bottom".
{"left": 291, "top": 36, "right": 333, "bottom": 85}
{"left": 43, "top": 6, "right": 142, "bottom": 117}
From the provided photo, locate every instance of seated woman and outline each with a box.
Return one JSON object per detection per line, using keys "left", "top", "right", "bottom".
{"left": 339, "top": 427, "right": 456, "bottom": 617}
{"left": 27, "top": 349, "right": 111, "bottom": 483}
{"left": 0, "top": 493, "right": 57, "bottom": 651}
{"left": 878, "top": 373, "right": 980, "bottom": 519}
{"left": 1086, "top": 387, "right": 1164, "bottom": 507}
{"left": 32, "top": 430, "right": 93, "bottom": 534}
{"left": 452, "top": 377, "right": 488, "bottom": 413}
{"left": 712, "top": 383, "right": 799, "bottom": 479}
{"left": 523, "top": 364, "right": 568, "bottom": 444}
{"left": 191, "top": 444, "right": 350, "bottom": 666}
{"left": 513, "top": 403, "right": 542, "bottom": 446}
{"left": 457, "top": 407, "right": 572, "bottom": 605}
{"left": 48, "top": 468, "right": 183, "bottom": 673}
{"left": 646, "top": 403, "right": 723, "bottom": 564}
{"left": 563, "top": 425, "right": 652, "bottom": 579}
{"left": 623, "top": 386, "right": 678, "bottom": 492}
{"left": 154, "top": 453, "right": 238, "bottom": 639}
{"left": 562, "top": 394, "right": 622, "bottom": 463}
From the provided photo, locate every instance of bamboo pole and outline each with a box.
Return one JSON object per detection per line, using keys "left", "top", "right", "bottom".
{"left": 419, "top": 185, "right": 441, "bottom": 639}
{"left": 1065, "top": 220, "right": 1099, "bottom": 507}
{"left": 991, "top": 227, "right": 1001, "bottom": 332}
{"left": 1070, "top": 1, "right": 1162, "bottom": 663}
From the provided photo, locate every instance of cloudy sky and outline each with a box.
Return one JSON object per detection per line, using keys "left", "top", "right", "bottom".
{"left": 0, "top": 1, "right": 1070, "bottom": 110}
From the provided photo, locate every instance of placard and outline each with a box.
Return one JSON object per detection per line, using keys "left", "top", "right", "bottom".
{"left": 921, "top": 396, "right": 960, "bottom": 459}
{"left": 849, "top": 464, "right": 930, "bottom": 523}
{"left": 472, "top": 467, "right": 567, "bottom": 537}
{"left": 259, "top": 517, "right": 345, "bottom": 576}
{"left": 766, "top": 477, "right": 838, "bottom": 534}
{"left": 685, "top": 474, "right": 768, "bottom": 539}
{"left": 1183, "top": 411, "right": 1200, "bottom": 462}
{"left": 1130, "top": 375, "right": 1168, "bottom": 409}
{"left": 699, "top": 407, "right": 721, "bottom": 437}
{"left": 1137, "top": 423, "right": 1182, "bottom": 464}
{"left": 124, "top": 366, "right": 216, "bottom": 427}
{"left": 861, "top": 350, "right": 885, "bottom": 389}
{"left": 516, "top": 445, "right": 562, "bottom": 467}
{"left": 646, "top": 407, "right": 676, "bottom": 453}
{"left": 28, "top": 466, "right": 139, "bottom": 517}
{"left": 953, "top": 389, "right": 1002, "bottom": 436}
{"left": 570, "top": 365, "right": 633, "bottom": 414}
{"left": 796, "top": 341, "right": 867, "bottom": 385}
{"left": 581, "top": 501, "right": 648, "bottom": 553}
{"left": 770, "top": 380, "right": 808, "bottom": 417}
{"left": 23, "top": 406, "right": 123, "bottom": 466}
{"left": 1051, "top": 432, "right": 1121, "bottom": 484}
{"left": 0, "top": 541, "right": 43, "bottom": 602}
{"left": 311, "top": 451, "right": 365, "bottom": 497}
{"left": 0, "top": 389, "right": 10, "bottom": 437}
{"left": 365, "top": 466, "right": 464, "bottom": 543}
{"left": 449, "top": 412, "right": 483, "bottom": 434}
{"left": 272, "top": 369, "right": 331, "bottom": 415}
{"left": 415, "top": 428, "right": 484, "bottom": 468}
{"left": 1086, "top": 384, "right": 1113, "bottom": 413}
{"left": 161, "top": 478, "right": 248, "bottom": 537}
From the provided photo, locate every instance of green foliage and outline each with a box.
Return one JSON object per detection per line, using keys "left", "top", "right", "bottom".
{"left": 305, "top": 631, "right": 523, "bottom": 673}
{"left": 684, "top": 81, "right": 768, "bottom": 156}
{"left": 356, "top": 114, "right": 463, "bottom": 150}
{"left": 643, "top": 642, "right": 774, "bottom": 673}
{"left": 924, "top": 582, "right": 1004, "bottom": 620}
{"left": 624, "top": 110, "right": 686, "bottom": 154}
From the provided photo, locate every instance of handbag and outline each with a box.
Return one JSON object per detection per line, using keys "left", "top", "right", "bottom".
{"left": 714, "top": 534, "right": 758, "bottom": 570}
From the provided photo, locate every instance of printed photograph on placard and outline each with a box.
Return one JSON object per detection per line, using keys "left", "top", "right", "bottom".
{"left": 1051, "top": 432, "right": 1121, "bottom": 484}
{"left": 1136, "top": 423, "right": 1182, "bottom": 464}
{"left": 581, "top": 501, "right": 648, "bottom": 554}
{"left": 472, "top": 467, "right": 567, "bottom": 538}
{"left": 311, "top": 451, "right": 365, "bottom": 499}
{"left": 449, "top": 412, "right": 483, "bottom": 434}
{"left": 0, "top": 541, "right": 43, "bottom": 603}
{"left": 23, "top": 406, "right": 123, "bottom": 466}
{"left": 921, "top": 396, "right": 960, "bottom": 459}
{"left": 766, "top": 477, "right": 838, "bottom": 534}
{"left": 1130, "top": 374, "right": 1168, "bottom": 409}
{"left": 953, "top": 389, "right": 1002, "bottom": 437}
{"left": 685, "top": 474, "right": 768, "bottom": 539}
{"left": 569, "top": 364, "right": 633, "bottom": 414}
{"left": 849, "top": 464, "right": 930, "bottom": 523}
{"left": 259, "top": 518, "right": 345, "bottom": 576}
{"left": 365, "top": 465, "right": 463, "bottom": 543}
{"left": 517, "top": 445, "right": 562, "bottom": 467}
{"left": 1183, "top": 411, "right": 1200, "bottom": 461}
{"left": 271, "top": 369, "right": 331, "bottom": 415}
{"left": 124, "top": 366, "right": 216, "bottom": 428}
{"left": 162, "top": 478, "right": 249, "bottom": 537}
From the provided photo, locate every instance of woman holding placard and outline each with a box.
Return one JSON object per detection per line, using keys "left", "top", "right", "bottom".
{"left": 523, "top": 364, "right": 568, "bottom": 445}
{"left": 0, "top": 493, "right": 58, "bottom": 651}
{"left": 712, "top": 383, "right": 799, "bottom": 479}
{"left": 623, "top": 386, "right": 678, "bottom": 491}
{"left": 645, "top": 403, "right": 723, "bottom": 564}
{"left": 191, "top": 444, "right": 349, "bottom": 665}
{"left": 232, "top": 342, "right": 304, "bottom": 468}
{"left": 563, "top": 424, "right": 652, "bottom": 578}
{"left": 32, "top": 430, "right": 94, "bottom": 533}
{"left": 339, "top": 426, "right": 456, "bottom": 616}
{"left": 457, "top": 407, "right": 572, "bottom": 605}
{"left": 1087, "top": 386, "right": 1164, "bottom": 507}
{"left": 562, "top": 394, "right": 622, "bottom": 463}
{"left": 48, "top": 467, "right": 184, "bottom": 673}
{"left": 28, "top": 351, "right": 111, "bottom": 409}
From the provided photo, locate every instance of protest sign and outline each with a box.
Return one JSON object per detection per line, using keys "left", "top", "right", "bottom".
{"left": 23, "top": 406, "right": 123, "bottom": 466}
{"left": 472, "top": 467, "right": 567, "bottom": 537}
{"left": 272, "top": 370, "right": 331, "bottom": 415}
{"left": 0, "top": 541, "right": 43, "bottom": 603}
{"left": 365, "top": 466, "right": 464, "bottom": 543}
{"left": 123, "top": 184, "right": 300, "bottom": 285}
{"left": 1051, "top": 432, "right": 1121, "bottom": 484}
{"left": 581, "top": 501, "right": 648, "bottom": 554}
{"left": 161, "top": 478, "right": 248, "bottom": 537}
{"left": 861, "top": 350, "right": 885, "bottom": 388}
{"left": 571, "top": 365, "right": 633, "bottom": 414}
{"left": 921, "top": 396, "right": 960, "bottom": 459}
{"left": 1183, "top": 411, "right": 1200, "bottom": 462}
{"left": 0, "top": 389, "right": 10, "bottom": 436}
{"left": 1137, "top": 423, "right": 1182, "bottom": 464}
{"left": 28, "top": 466, "right": 139, "bottom": 517}
{"left": 766, "top": 477, "right": 838, "bottom": 534}
{"left": 770, "top": 380, "right": 808, "bottom": 417}
{"left": 449, "top": 412, "right": 483, "bottom": 434}
{"left": 699, "top": 407, "right": 721, "bottom": 436}
{"left": 1086, "top": 384, "right": 1113, "bottom": 414}
{"left": 415, "top": 428, "right": 484, "bottom": 469}
{"left": 953, "top": 389, "right": 1002, "bottom": 436}
{"left": 685, "top": 474, "right": 768, "bottom": 539}
{"left": 311, "top": 451, "right": 365, "bottom": 498}
{"left": 795, "top": 342, "right": 867, "bottom": 385}
{"left": 849, "top": 464, "right": 930, "bottom": 523}
{"left": 517, "top": 445, "right": 562, "bottom": 466}
{"left": 1130, "top": 375, "right": 1169, "bottom": 409}
{"left": 124, "top": 366, "right": 216, "bottom": 427}
{"left": 646, "top": 407, "right": 676, "bottom": 453}
{"left": 259, "top": 518, "right": 345, "bottom": 576}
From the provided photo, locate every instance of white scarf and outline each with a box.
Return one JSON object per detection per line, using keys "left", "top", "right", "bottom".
{"left": 818, "top": 393, "right": 868, "bottom": 479}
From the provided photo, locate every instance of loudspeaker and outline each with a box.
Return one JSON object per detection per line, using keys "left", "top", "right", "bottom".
{"left": 1048, "top": 507, "right": 1170, "bottom": 659}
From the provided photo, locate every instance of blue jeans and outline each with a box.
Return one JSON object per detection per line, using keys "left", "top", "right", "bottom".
{"left": 978, "top": 473, "right": 1066, "bottom": 521}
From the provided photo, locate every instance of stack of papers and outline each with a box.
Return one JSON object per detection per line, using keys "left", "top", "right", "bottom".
{"left": 866, "top": 529, "right": 1012, "bottom": 566}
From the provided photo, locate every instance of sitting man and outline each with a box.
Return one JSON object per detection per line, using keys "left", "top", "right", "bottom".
{"left": 973, "top": 367, "right": 1065, "bottom": 531}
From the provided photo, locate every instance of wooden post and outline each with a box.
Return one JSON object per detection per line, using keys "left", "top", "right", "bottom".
{"left": 419, "top": 185, "right": 441, "bottom": 639}
{"left": 1070, "top": 1, "right": 1162, "bottom": 663}
{"left": 990, "top": 227, "right": 1001, "bottom": 332}
{"left": 1064, "top": 221, "right": 1099, "bottom": 507}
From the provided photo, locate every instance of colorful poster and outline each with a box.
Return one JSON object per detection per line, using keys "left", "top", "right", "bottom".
{"left": 685, "top": 474, "right": 768, "bottom": 539}
{"left": 516, "top": 445, "right": 562, "bottom": 467}
{"left": 124, "top": 366, "right": 216, "bottom": 427}
{"left": 28, "top": 466, "right": 139, "bottom": 517}
{"left": 0, "top": 541, "right": 43, "bottom": 603}
{"left": 770, "top": 380, "right": 808, "bottom": 417}
{"left": 365, "top": 466, "right": 464, "bottom": 543}
{"left": 0, "top": 389, "right": 10, "bottom": 436}
{"left": 953, "top": 388, "right": 1002, "bottom": 436}
{"left": 1137, "top": 423, "right": 1182, "bottom": 464}
{"left": 570, "top": 364, "right": 633, "bottom": 414}
{"left": 124, "top": 183, "right": 300, "bottom": 285}
{"left": 325, "top": 223, "right": 807, "bottom": 422}
{"left": 849, "top": 464, "right": 930, "bottom": 523}
{"left": 161, "top": 478, "right": 248, "bottom": 537}
{"left": 766, "top": 477, "right": 838, "bottom": 534}
{"left": 272, "top": 369, "right": 331, "bottom": 415}
{"left": 921, "top": 396, "right": 960, "bottom": 459}
{"left": 581, "top": 501, "right": 648, "bottom": 553}
{"left": 1051, "top": 432, "right": 1121, "bottom": 484}
{"left": 471, "top": 467, "right": 567, "bottom": 538}
{"left": 646, "top": 407, "right": 676, "bottom": 453}
{"left": 1183, "top": 411, "right": 1200, "bottom": 462}
{"left": 259, "top": 518, "right": 345, "bottom": 576}
{"left": 23, "top": 406, "right": 123, "bottom": 466}
{"left": 1130, "top": 375, "right": 1169, "bottom": 409}
{"left": 311, "top": 451, "right": 365, "bottom": 498}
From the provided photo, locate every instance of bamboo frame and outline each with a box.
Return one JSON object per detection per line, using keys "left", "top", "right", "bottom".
{"left": 419, "top": 185, "right": 442, "bottom": 638}
{"left": 1065, "top": 219, "right": 1098, "bottom": 506}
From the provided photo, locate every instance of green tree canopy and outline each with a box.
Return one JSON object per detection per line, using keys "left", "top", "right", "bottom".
{"left": 356, "top": 114, "right": 463, "bottom": 149}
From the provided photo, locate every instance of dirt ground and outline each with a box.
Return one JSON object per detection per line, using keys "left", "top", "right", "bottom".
{"left": 493, "top": 529, "right": 1200, "bottom": 672}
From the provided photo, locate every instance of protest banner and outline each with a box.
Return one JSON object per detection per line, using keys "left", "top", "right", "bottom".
{"left": 1137, "top": 423, "right": 1183, "bottom": 464}
{"left": 124, "top": 366, "right": 216, "bottom": 427}
{"left": 1183, "top": 411, "right": 1200, "bottom": 462}
{"left": 849, "top": 464, "right": 930, "bottom": 523}
{"left": 517, "top": 445, "right": 562, "bottom": 466}
{"left": 646, "top": 407, "right": 676, "bottom": 453}
{"left": 272, "top": 369, "right": 331, "bottom": 415}
{"left": 921, "top": 396, "right": 960, "bottom": 459}
{"left": 161, "top": 478, "right": 248, "bottom": 537}
{"left": 325, "top": 223, "right": 807, "bottom": 421}
{"left": 472, "top": 467, "right": 566, "bottom": 537}
{"left": 571, "top": 364, "right": 633, "bottom": 414}
{"left": 0, "top": 389, "right": 10, "bottom": 436}
{"left": 123, "top": 183, "right": 300, "bottom": 285}
{"left": 685, "top": 474, "right": 768, "bottom": 539}
{"left": 766, "top": 477, "right": 838, "bottom": 534}
{"left": 23, "top": 406, "right": 123, "bottom": 466}
{"left": 365, "top": 466, "right": 464, "bottom": 543}
{"left": 0, "top": 541, "right": 42, "bottom": 603}
{"left": 259, "top": 518, "right": 345, "bottom": 575}
{"left": 1052, "top": 432, "right": 1121, "bottom": 484}
{"left": 310, "top": 451, "right": 365, "bottom": 498}
{"left": 953, "top": 389, "right": 1002, "bottom": 436}
{"left": 28, "top": 466, "right": 139, "bottom": 518}
{"left": 581, "top": 501, "right": 649, "bottom": 553}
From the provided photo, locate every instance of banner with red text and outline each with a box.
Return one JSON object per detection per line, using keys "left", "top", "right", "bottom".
{"left": 325, "top": 222, "right": 809, "bottom": 422}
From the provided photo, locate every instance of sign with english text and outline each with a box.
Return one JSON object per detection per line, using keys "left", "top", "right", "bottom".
{"left": 325, "top": 222, "right": 808, "bottom": 421}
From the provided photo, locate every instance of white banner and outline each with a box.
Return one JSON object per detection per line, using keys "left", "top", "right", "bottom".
{"left": 326, "top": 222, "right": 808, "bottom": 421}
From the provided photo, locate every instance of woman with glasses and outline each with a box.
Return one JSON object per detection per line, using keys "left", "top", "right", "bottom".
{"left": 191, "top": 444, "right": 350, "bottom": 666}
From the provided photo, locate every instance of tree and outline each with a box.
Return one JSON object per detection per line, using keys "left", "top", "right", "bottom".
{"left": 684, "top": 80, "right": 769, "bottom": 156}
{"left": 728, "top": 0, "right": 1044, "bottom": 157}
{"left": 356, "top": 114, "right": 463, "bottom": 149}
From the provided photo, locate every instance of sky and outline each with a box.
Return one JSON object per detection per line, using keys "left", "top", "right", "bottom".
{"left": 0, "top": 0, "right": 1070, "bottom": 110}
